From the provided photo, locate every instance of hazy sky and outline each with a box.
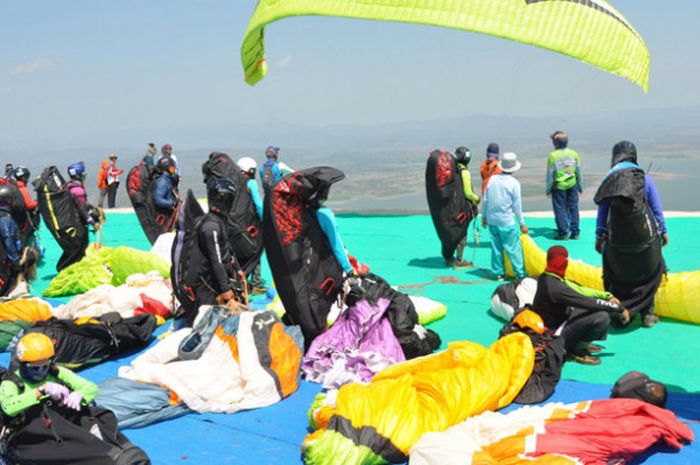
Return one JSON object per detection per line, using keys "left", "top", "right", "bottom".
{"left": 1, "top": 1, "right": 699, "bottom": 144}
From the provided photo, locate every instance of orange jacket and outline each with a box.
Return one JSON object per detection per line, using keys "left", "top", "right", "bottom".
{"left": 16, "top": 180, "right": 37, "bottom": 211}
{"left": 97, "top": 161, "right": 109, "bottom": 189}
{"left": 480, "top": 159, "right": 502, "bottom": 194}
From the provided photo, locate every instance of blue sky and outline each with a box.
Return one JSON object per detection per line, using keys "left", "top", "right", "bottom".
{"left": 1, "top": 1, "right": 699, "bottom": 144}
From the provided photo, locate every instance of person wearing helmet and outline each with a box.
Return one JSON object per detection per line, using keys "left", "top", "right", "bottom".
{"left": 0, "top": 333, "right": 98, "bottom": 418}
{"left": 238, "top": 157, "right": 265, "bottom": 293}
{"left": 532, "top": 246, "right": 628, "bottom": 365}
{"left": 260, "top": 146, "right": 293, "bottom": 195}
{"left": 12, "top": 166, "right": 37, "bottom": 212}
{"left": 594, "top": 141, "right": 667, "bottom": 329}
{"left": 153, "top": 156, "right": 180, "bottom": 213}
{"left": 183, "top": 177, "right": 242, "bottom": 326}
{"left": 452, "top": 147, "right": 480, "bottom": 269}
{"left": 0, "top": 184, "right": 23, "bottom": 290}
{"left": 59, "top": 162, "right": 100, "bottom": 270}
{"left": 546, "top": 131, "right": 583, "bottom": 240}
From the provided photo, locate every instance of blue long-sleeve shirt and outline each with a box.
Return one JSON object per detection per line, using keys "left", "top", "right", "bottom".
{"left": 316, "top": 207, "right": 353, "bottom": 274}
{"left": 0, "top": 208, "right": 22, "bottom": 263}
{"left": 596, "top": 174, "right": 667, "bottom": 239}
{"left": 482, "top": 173, "right": 525, "bottom": 228}
{"left": 153, "top": 173, "right": 178, "bottom": 210}
{"left": 246, "top": 178, "right": 263, "bottom": 220}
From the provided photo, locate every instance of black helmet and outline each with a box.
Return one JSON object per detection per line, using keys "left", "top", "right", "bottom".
{"left": 0, "top": 184, "right": 15, "bottom": 207}
{"left": 156, "top": 156, "right": 176, "bottom": 173}
{"left": 13, "top": 166, "right": 30, "bottom": 182}
{"left": 206, "top": 177, "right": 237, "bottom": 213}
{"left": 611, "top": 141, "right": 637, "bottom": 167}
{"left": 455, "top": 147, "right": 471, "bottom": 165}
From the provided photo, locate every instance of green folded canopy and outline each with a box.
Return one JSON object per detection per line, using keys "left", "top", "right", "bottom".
{"left": 241, "top": 0, "right": 650, "bottom": 91}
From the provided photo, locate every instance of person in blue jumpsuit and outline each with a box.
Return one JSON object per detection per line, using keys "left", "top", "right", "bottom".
{"left": 153, "top": 156, "right": 179, "bottom": 213}
{"left": 309, "top": 187, "right": 354, "bottom": 276}
{"left": 0, "top": 184, "right": 23, "bottom": 294}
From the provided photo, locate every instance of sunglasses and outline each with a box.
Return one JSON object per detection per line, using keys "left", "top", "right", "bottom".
{"left": 26, "top": 362, "right": 51, "bottom": 370}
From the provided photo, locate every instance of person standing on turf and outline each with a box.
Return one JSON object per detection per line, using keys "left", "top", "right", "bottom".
{"left": 481, "top": 152, "right": 528, "bottom": 280}
{"left": 105, "top": 154, "right": 123, "bottom": 209}
{"left": 453, "top": 146, "right": 480, "bottom": 269}
{"left": 546, "top": 131, "right": 583, "bottom": 240}
{"left": 480, "top": 142, "right": 502, "bottom": 195}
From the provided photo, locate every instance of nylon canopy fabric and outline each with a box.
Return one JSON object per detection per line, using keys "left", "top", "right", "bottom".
{"left": 506, "top": 234, "right": 700, "bottom": 324}
{"left": 410, "top": 399, "right": 693, "bottom": 465}
{"left": 302, "top": 333, "right": 534, "bottom": 465}
{"left": 241, "top": 0, "right": 650, "bottom": 90}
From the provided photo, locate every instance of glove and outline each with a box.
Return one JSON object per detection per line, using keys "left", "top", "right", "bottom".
{"left": 61, "top": 391, "right": 83, "bottom": 411}
{"left": 595, "top": 237, "right": 606, "bottom": 254}
{"left": 40, "top": 382, "right": 70, "bottom": 401}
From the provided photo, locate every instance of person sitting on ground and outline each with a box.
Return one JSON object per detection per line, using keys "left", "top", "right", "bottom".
{"left": 452, "top": 146, "right": 480, "bottom": 269}
{"left": 310, "top": 185, "right": 355, "bottom": 277}
{"left": 480, "top": 142, "right": 502, "bottom": 195}
{"left": 153, "top": 156, "right": 179, "bottom": 214}
{"left": 238, "top": 157, "right": 265, "bottom": 292}
{"left": 532, "top": 245, "right": 629, "bottom": 365}
{"left": 0, "top": 333, "right": 98, "bottom": 419}
{"left": 260, "top": 146, "right": 293, "bottom": 196}
{"left": 182, "top": 177, "right": 243, "bottom": 327}
{"left": 546, "top": 131, "right": 583, "bottom": 240}
{"left": 481, "top": 152, "right": 528, "bottom": 281}
{"left": 12, "top": 166, "right": 37, "bottom": 213}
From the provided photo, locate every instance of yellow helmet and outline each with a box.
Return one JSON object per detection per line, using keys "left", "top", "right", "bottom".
{"left": 513, "top": 310, "right": 546, "bottom": 335}
{"left": 16, "top": 333, "right": 55, "bottom": 363}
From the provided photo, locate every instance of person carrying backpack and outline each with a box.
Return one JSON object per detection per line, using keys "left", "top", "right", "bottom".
{"left": 260, "top": 146, "right": 293, "bottom": 195}
{"left": 153, "top": 156, "right": 179, "bottom": 214}
{"left": 0, "top": 184, "right": 23, "bottom": 294}
{"left": 181, "top": 178, "right": 242, "bottom": 327}
{"left": 61, "top": 162, "right": 101, "bottom": 270}
{"left": 238, "top": 157, "right": 265, "bottom": 292}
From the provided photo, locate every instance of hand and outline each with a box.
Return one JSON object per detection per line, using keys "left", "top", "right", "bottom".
{"left": 216, "top": 290, "right": 235, "bottom": 305}
{"left": 61, "top": 391, "right": 83, "bottom": 411}
{"left": 40, "top": 382, "right": 70, "bottom": 401}
{"left": 619, "top": 309, "right": 631, "bottom": 325}
{"left": 481, "top": 217, "right": 488, "bottom": 228}
{"left": 520, "top": 224, "right": 529, "bottom": 235}
{"left": 661, "top": 233, "right": 669, "bottom": 247}
{"left": 93, "top": 222, "right": 102, "bottom": 232}
{"left": 608, "top": 296, "right": 621, "bottom": 306}
{"left": 595, "top": 237, "right": 605, "bottom": 254}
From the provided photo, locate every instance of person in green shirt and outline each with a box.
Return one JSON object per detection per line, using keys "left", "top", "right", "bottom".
{"left": 546, "top": 131, "right": 583, "bottom": 240}
{"left": 0, "top": 333, "right": 98, "bottom": 418}
{"left": 453, "top": 147, "right": 481, "bottom": 269}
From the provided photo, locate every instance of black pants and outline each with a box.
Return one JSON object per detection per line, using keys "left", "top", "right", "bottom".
{"left": 56, "top": 233, "right": 88, "bottom": 272}
{"left": 107, "top": 182, "right": 119, "bottom": 209}
{"left": 561, "top": 307, "right": 610, "bottom": 352}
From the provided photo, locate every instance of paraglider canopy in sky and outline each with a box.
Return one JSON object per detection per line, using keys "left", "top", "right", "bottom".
{"left": 241, "top": 0, "right": 650, "bottom": 91}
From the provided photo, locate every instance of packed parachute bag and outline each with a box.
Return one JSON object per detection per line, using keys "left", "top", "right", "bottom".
{"left": 263, "top": 167, "right": 345, "bottom": 348}
{"left": 10, "top": 313, "right": 157, "bottom": 370}
{"left": 425, "top": 149, "right": 471, "bottom": 262}
{"left": 126, "top": 162, "right": 177, "bottom": 244}
{"left": 201, "top": 152, "right": 263, "bottom": 275}
{"left": 32, "top": 166, "right": 88, "bottom": 264}
{"left": 0, "top": 178, "right": 38, "bottom": 248}
{"left": 490, "top": 277, "right": 538, "bottom": 321}
{"left": 171, "top": 190, "right": 205, "bottom": 318}
{"left": 0, "top": 370, "right": 150, "bottom": 465}
{"left": 345, "top": 273, "right": 441, "bottom": 359}
{"left": 611, "top": 371, "right": 668, "bottom": 408}
{"left": 499, "top": 309, "right": 566, "bottom": 404}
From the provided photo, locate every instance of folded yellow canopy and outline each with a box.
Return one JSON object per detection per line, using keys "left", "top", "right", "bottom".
{"left": 241, "top": 0, "right": 650, "bottom": 90}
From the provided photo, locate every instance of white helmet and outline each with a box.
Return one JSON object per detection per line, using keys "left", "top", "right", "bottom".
{"left": 237, "top": 157, "right": 257, "bottom": 176}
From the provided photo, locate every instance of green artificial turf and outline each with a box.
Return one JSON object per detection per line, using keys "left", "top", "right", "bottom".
{"left": 30, "top": 212, "right": 700, "bottom": 392}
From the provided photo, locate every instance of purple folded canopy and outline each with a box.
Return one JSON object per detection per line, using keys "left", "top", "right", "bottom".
{"left": 302, "top": 298, "right": 405, "bottom": 389}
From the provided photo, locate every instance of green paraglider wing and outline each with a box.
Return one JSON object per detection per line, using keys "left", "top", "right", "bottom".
{"left": 241, "top": 0, "right": 650, "bottom": 91}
